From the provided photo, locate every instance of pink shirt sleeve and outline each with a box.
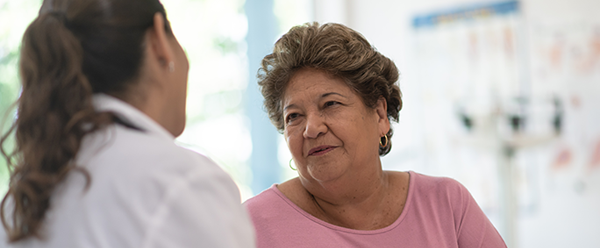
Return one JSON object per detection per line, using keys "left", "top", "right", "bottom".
{"left": 450, "top": 178, "right": 506, "bottom": 248}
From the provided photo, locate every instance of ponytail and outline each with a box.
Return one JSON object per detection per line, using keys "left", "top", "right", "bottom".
{"left": 0, "top": 12, "right": 114, "bottom": 242}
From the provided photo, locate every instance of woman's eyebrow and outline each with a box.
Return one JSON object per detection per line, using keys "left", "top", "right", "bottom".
{"left": 321, "top": 92, "right": 347, "bottom": 98}
{"left": 284, "top": 92, "right": 348, "bottom": 110}
{"left": 283, "top": 103, "right": 297, "bottom": 111}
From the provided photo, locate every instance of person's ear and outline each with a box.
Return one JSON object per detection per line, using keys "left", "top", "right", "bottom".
{"left": 375, "top": 96, "right": 390, "bottom": 135}
{"left": 147, "top": 12, "right": 175, "bottom": 72}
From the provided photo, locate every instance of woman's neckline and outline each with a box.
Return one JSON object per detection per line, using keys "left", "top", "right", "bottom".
{"left": 272, "top": 170, "right": 415, "bottom": 234}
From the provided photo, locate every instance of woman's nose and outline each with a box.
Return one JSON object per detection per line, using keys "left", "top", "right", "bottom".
{"left": 303, "top": 112, "right": 327, "bottom": 139}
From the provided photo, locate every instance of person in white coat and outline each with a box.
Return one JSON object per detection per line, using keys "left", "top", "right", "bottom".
{"left": 0, "top": 0, "right": 255, "bottom": 247}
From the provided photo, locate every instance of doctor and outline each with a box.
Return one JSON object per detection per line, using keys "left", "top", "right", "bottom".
{"left": 0, "top": 0, "right": 255, "bottom": 247}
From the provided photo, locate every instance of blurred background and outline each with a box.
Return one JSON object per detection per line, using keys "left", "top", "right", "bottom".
{"left": 1, "top": 0, "right": 599, "bottom": 247}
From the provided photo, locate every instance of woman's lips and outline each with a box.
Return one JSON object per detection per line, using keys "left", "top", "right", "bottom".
{"left": 308, "top": 146, "right": 336, "bottom": 156}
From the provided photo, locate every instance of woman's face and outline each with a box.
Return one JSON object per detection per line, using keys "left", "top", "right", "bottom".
{"left": 282, "top": 68, "right": 389, "bottom": 185}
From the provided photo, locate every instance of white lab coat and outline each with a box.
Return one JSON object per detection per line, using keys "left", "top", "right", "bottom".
{"left": 2, "top": 94, "right": 256, "bottom": 248}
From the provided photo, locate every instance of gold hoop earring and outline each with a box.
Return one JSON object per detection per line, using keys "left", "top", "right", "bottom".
{"left": 379, "top": 134, "right": 388, "bottom": 148}
{"left": 289, "top": 158, "right": 297, "bottom": 171}
{"left": 168, "top": 61, "right": 175, "bottom": 72}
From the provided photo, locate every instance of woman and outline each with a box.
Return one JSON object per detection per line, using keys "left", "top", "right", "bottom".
{"left": 0, "top": 0, "right": 255, "bottom": 247}
{"left": 244, "top": 22, "right": 506, "bottom": 247}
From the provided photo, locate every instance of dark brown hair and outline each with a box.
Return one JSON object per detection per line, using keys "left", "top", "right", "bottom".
{"left": 258, "top": 22, "right": 402, "bottom": 156}
{"left": 0, "top": 0, "right": 172, "bottom": 242}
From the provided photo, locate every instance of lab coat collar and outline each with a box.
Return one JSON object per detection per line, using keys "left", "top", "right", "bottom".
{"left": 92, "top": 94, "right": 175, "bottom": 141}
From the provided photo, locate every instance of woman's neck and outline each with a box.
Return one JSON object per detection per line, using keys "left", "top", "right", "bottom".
{"left": 307, "top": 171, "right": 393, "bottom": 229}
{"left": 278, "top": 170, "right": 407, "bottom": 231}
{"left": 112, "top": 83, "right": 183, "bottom": 137}
{"left": 304, "top": 167, "right": 386, "bottom": 201}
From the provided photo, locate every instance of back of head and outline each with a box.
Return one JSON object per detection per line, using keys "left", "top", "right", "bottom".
{"left": 1, "top": 0, "right": 171, "bottom": 242}
{"left": 258, "top": 22, "right": 402, "bottom": 156}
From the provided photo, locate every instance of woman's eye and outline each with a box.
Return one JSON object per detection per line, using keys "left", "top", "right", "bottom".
{"left": 286, "top": 113, "right": 299, "bottom": 123}
{"left": 324, "top": 101, "right": 338, "bottom": 107}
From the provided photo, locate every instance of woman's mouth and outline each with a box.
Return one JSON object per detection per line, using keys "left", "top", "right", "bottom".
{"left": 308, "top": 146, "right": 335, "bottom": 156}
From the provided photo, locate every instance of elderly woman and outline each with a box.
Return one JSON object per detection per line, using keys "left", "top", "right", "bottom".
{"left": 244, "top": 22, "right": 506, "bottom": 247}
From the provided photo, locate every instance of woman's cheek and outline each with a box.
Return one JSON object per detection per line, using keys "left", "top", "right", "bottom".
{"left": 290, "top": 131, "right": 306, "bottom": 159}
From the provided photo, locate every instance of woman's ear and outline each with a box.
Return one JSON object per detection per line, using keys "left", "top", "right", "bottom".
{"left": 375, "top": 96, "right": 390, "bottom": 135}
{"left": 147, "top": 12, "right": 175, "bottom": 72}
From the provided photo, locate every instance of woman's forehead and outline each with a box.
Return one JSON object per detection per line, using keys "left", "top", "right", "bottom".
{"left": 283, "top": 69, "right": 353, "bottom": 103}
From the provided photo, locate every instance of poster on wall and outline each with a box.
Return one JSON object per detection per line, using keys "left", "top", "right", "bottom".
{"left": 411, "top": 1, "right": 531, "bottom": 245}
{"left": 411, "top": 1, "right": 600, "bottom": 246}
{"left": 529, "top": 19, "right": 600, "bottom": 192}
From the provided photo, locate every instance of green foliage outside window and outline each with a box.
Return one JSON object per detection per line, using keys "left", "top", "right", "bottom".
{"left": 0, "top": 0, "right": 42, "bottom": 195}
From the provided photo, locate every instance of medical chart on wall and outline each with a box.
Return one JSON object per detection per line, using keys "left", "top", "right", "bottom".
{"left": 411, "top": 0, "right": 523, "bottom": 220}
{"left": 528, "top": 19, "right": 600, "bottom": 193}
{"left": 409, "top": 1, "right": 600, "bottom": 244}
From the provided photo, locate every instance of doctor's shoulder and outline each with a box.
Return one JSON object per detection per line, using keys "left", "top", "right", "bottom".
{"left": 110, "top": 124, "right": 231, "bottom": 184}
{"left": 97, "top": 128, "right": 255, "bottom": 247}
{"left": 75, "top": 120, "right": 236, "bottom": 200}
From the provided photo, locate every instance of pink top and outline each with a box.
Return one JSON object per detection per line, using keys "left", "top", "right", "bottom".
{"left": 244, "top": 171, "right": 506, "bottom": 248}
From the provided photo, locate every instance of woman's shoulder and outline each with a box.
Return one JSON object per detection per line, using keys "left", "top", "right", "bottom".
{"left": 82, "top": 124, "right": 217, "bottom": 172}
{"left": 408, "top": 171, "right": 472, "bottom": 208}
{"left": 410, "top": 171, "right": 466, "bottom": 192}
{"left": 244, "top": 180, "right": 293, "bottom": 210}
{"left": 68, "top": 127, "right": 242, "bottom": 226}
{"left": 243, "top": 178, "right": 308, "bottom": 217}
{"left": 77, "top": 124, "right": 235, "bottom": 206}
{"left": 243, "top": 185, "right": 278, "bottom": 209}
{"left": 243, "top": 183, "right": 298, "bottom": 231}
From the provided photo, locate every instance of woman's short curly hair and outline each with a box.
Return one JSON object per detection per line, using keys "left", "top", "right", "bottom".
{"left": 257, "top": 22, "right": 402, "bottom": 156}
